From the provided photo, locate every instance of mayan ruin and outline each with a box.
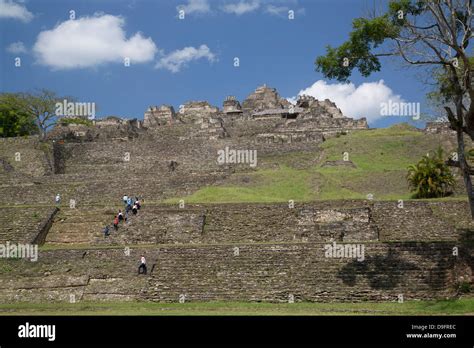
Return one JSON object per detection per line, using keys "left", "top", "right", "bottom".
{"left": 0, "top": 0, "right": 472, "bottom": 345}
{"left": 0, "top": 83, "right": 471, "bottom": 306}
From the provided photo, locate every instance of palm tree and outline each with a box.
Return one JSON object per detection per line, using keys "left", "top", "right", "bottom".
{"left": 407, "top": 147, "right": 455, "bottom": 199}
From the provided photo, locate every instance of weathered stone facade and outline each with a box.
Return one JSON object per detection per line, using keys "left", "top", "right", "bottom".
{"left": 1, "top": 86, "right": 471, "bottom": 305}
{"left": 47, "top": 85, "right": 367, "bottom": 144}
{"left": 144, "top": 105, "right": 176, "bottom": 127}
{"left": 179, "top": 101, "right": 219, "bottom": 124}
{"left": 297, "top": 95, "right": 344, "bottom": 118}
{"left": 424, "top": 121, "right": 454, "bottom": 134}
{"left": 241, "top": 84, "right": 286, "bottom": 113}
{"left": 222, "top": 96, "right": 242, "bottom": 114}
{"left": 0, "top": 198, "right": 471, "bottom": 303}
{"left": 0, "top": 241, "right": 465, "bottom": 303}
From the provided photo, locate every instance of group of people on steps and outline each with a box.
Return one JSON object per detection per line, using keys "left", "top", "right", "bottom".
{"left": 103, "top": 195, "right": 142, "bottom": 237}
{"left": 101, "top": 196, "right": 147, "bottom": 276}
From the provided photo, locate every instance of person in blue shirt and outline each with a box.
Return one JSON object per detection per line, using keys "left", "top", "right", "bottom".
{"left": 103, "top": 225, "right": 110, "bottom": 237}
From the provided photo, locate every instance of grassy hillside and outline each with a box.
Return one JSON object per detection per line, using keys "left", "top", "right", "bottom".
{"left": 169, "top": 124, "right": 465, "bottom": 203}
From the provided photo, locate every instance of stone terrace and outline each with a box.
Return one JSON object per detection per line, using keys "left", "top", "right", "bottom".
{"left": 44, "top": 201, "right": 465, "bottom": 247}
{"left": 0, "top": 85, "right": 471, "bottom": 304}
{"left": 0, "top": 200, "right": 471, "bottom": 303}
{"left": 0, "top": 242, "right": 464, "bottom": 303}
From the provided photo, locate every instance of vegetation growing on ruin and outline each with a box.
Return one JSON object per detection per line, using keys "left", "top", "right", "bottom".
{"left": 407, "top": 148, "right": 455, "bottom": 199}
{"left": 59, "top": 117, "right": 93, "bottom": 126}
{"left": 171, "top": 124, "right": 464, "bottom": 203}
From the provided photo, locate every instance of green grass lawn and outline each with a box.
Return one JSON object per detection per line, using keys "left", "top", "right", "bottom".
{"left": 167, "top": 124, "right": 465, "bottom": 203}
{"left": 0, "top": 298, "right": 472, "bottom": 316}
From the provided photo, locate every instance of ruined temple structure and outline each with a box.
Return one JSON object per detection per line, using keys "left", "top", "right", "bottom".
{"left": 179, "top": 101, "right": 219, "bottom": 124}
{"left": 241, "top": 84, "right": 289, "bottom": 114}
{"left": 144, "top": 105, "right": 176, "bottom": 127}
{"left": 296, "top": 95, "right": 344, "bottom": 119}
{"left": 424, "top": 121, "right": 455, "bottom": 134}
{"left": 47, "top": 84, "right": 368, "bottom": 144}
{"left": 222, "top": 96, "right": 242, "bottom": 115}
{"left": 0, "top": 85, "right": 471, "bottom": 305}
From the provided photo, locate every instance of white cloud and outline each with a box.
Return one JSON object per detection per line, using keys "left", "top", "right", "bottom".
{"left": 288, "top": 80, "right": 405, "bottom": 123}
{"left": 264, "top": 5, "right": 287, "bottom": 16}
{"left": 33, "top": 14, "right": 158, "bottom": 70}
{"left": 175, "top": 0, "right": 302, "bottom": 17}
{"left": 0, "top": 0, "right": 33, "bottom": 22}
{"left": 177, "top": 0, "right": 211, "bottom": 15}
{"left": 221, "top": 0, "right": 260, "bottom": 15}
{"left": 6, "top": 41, "right": 27, "bottom": 54}
{"left": 155, "top": 44, "right": 216, "bottom": 73}
{"left": 264, "top": 4, "right": 305, "bottom": 17}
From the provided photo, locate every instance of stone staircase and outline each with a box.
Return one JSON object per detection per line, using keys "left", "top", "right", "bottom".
{"left": 0, "top": 201, "right": 470, "bottom": 303}
{"left": 44, "top": 203, "right": 381, "bottom": 246}
{"left": 0, "top": 242, "right": 459, "bottom": 303}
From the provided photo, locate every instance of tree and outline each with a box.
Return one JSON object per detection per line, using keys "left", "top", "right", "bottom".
{"left": 407, "top": 147, "right": 455, "bottom": 198}
{"left": 315, "top": 0, "right": 474, "bottom": 217}
{"left": 0, "top": 93, "right": 38, "bottom": 137}
{"left": 21, "top": 89, "right": 61, "bottom": 139}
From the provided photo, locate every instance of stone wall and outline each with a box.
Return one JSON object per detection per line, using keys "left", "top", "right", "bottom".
{"left": 43, "top": 201, "right": 468, "bottom": 247}
{"left": 425, "top": 122, "right": 454, "bottom": 134}
{"left": 143, "top": 105, "right": 176, "bottom": 127}
{"left": 297, "top": 95, "right": 344, "bottom": 118}
{"left": 0, "top": 242, "right": 467, "bottom": 303}
{"left": 0, "top": 206, "right": 56, "bottom": 244}
{"left": 222, "top": 96, "right": 242, "bottom": 114}
{"left": 179, "top": 101, "right": 219, "bottom": 124}
{"left": 0, "top": 199, "right": 471, "bottom": 303}
{"left": 241, "top": 85, "right": 285, "bottom": 113}
{"left": 0, "top": 136, "right": 52, "bottom": 178}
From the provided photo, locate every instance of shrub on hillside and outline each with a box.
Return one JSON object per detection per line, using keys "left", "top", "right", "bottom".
{"left": 59, "top": 117, "right": 93, "bottom": 126}
{"left": 407, "top": 147, "right": 455, "bottom": 199}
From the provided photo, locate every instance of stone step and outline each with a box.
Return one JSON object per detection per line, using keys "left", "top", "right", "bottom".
{"left": 0, "top": 242, "right": 458, "bottom": 302}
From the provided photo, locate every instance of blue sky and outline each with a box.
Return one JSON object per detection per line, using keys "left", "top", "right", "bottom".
{"left": 0, "top": 0, "right": 434, "bottom": 127}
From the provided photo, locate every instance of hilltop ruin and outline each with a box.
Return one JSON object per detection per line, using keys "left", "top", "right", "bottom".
{"left": 0, "top": 85, "right": 471, "bottom": 305}
{"left": 49, "top": 85, "right": 368, "bottom": 142}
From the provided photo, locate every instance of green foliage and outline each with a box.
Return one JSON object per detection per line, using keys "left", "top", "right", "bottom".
{"left": 103, "top": 116, "right": 120, "bottom": 121}
{"left": 0, "top": 89, "right": 70, "bottom": 138}
{"left": 456, "top": 281, "right": 471, "bottom": 294}
{"left": 21, "top": 89, "right": 61, "bottom": 138}
{"left": 407, "top": 147, "right": 455, "bottom": 198}
{"left": 428, "top": 57, "right": 474, "bottom": 106}
{"left": 315, "top": 0, "right": 430, "bottom": 82}
{"left": 388, "top": 0, "right": 426, "bottom": 23}
{"left": 315, "top": 14, "right": 399, "bottom": 82}
{"left": 0, "top": 263, "right": 13, "bottom": 273}
{"left": 60, "top": 117, "right": 93, "bottom": 126}
{"left": 0, "top": 93, "right": 38, "bottom": 137}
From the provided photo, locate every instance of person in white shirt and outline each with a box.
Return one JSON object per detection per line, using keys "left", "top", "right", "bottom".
{"left": 55, "top": 194, "right": 61, "bottom": 205}
{"left": 138, "top": 255, "right": 147, "bottom": 275}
